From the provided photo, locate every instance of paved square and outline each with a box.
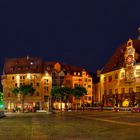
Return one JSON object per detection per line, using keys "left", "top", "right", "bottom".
{"left": 0, "top": 111, "right": 140, "bottom": 140}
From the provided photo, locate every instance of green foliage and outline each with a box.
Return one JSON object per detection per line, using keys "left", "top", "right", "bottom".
{"left": 0, "top": 92, "right": 3, "bottom": 102}
{"left": 12, "top": 87, "right": 19, "bottom": 95}
{"left": 72, "top": 86, "right": 87, "bottom": 99}
{"left": 51, "top": 86, "right": 72, "bottom": 101}
{"left": 19, "top": 85, "right": 35, "bottom": 96}
{"left": 12, "top": 84, "right": 35, "bottom": 96}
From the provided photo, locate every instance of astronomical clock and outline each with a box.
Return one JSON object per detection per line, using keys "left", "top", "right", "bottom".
{"left": 124, "top": 39, "right": 135, "bottom": 82}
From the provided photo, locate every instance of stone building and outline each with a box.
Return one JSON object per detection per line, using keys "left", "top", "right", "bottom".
{"left": 1, "top": 56, "right": 92, "bottom": 110}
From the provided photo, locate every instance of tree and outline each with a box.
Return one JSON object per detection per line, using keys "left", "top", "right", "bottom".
{"left": 0, "top": 92, "right": 3, "bottom": 109}
{"left": 50, "top": 86, "right": 72, "bottom": 110}
{"left": 12, "top": 84, "right": 35, "bottom": 112}
{"left": 72, "top": 86, "right": 87, "bottom": 110}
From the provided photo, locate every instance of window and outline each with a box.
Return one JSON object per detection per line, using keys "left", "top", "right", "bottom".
{"left": 129, "top": 88, "right": 133, "bottom": 93}
{"left": 136, "top": 86, "right": 140, "bottom": 93}
{"left": 46, "top": 87, "right": 49, "bottom": 91}
{"left": 121, "top": 88, "right": 125, "bottom": 93}
{"left": 104, "top": 90, "right": 107, "bottom": 95}
{"left": 88, "top": 85, "right": 91, "bottom": 88}
{"left": 74, "top": 84, "right": 78, "bottom": 87}
{"left": 79, "top": 79, "right": 82, "bottom": 81}
{"left": 23, "top": 76, "right": 25, "bottom": 79}
{"left": 84, "top": 78, "right": 87, "bottom": 82}
{"left": 136, "top": 69, "right": 140, "bottom": 76}
{"left": 121, "top": 72, "right": 125, "bottom": 79}
{"left": 44, "top": 86, "right": 49, "bottom": 92}
{"left": 115, "top": 89, "right": 118, "bottom": 94}
{"left": 8, "top": 93, "right": 10, "bottom": 97}
{"left": 88, "top": 79, "right": 91, "bottom": 82}
{"left": 88, "top": 96, "right": 91, "bottom": 100}
{"left": 36, "top": 83, "right": 39, "bottom": 86}
{"left": 12, "top": 76, "right": 14, "bottom": 80}
{"left": 104, "top": 77, "right": 107, "bottom": 83}
{"left": 20, "top": 83, "right": 22, "bottom": 86}
{"left": 108, "top": 76, "right": 112, "bottom": 82}
{"left": 84, "top": 96, "right": 87, "bottom": 100}
{"left": 78, "top": 72, "right": 80, "bottom": 76}
{"left": 36, "top": 92, "right": 39, "bottom": 96}
{"left": 109, "top": 89, "right": 112, "bottom": 94}
{"left": 30, "top": 83, "right": 33, "bottom": 86}
{"left": 114, "top": 74, "right": 118, "bottom": 80}
{"left": 74, "top": 72, "right": 76, "bottom": 75}
{"left": 15, "top": 83, "right": 17, "bottom": 87}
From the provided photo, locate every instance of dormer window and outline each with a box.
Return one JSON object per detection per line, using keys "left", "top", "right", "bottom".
{"left": 78, "top": 72, "right": 80, "bottom": 76}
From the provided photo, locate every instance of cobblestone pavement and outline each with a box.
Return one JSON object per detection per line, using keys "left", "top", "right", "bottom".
{"left": 0, "top": 111, "right": 140, "bottom": 140}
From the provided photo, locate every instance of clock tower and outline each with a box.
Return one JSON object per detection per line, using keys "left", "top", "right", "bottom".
{"left": 124, "top": 39, "right": 135, "bottom": 82}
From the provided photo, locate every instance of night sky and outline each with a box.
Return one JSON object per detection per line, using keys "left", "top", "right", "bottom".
{"left": 0, "top": 0, "right": 140, "bottom": 73}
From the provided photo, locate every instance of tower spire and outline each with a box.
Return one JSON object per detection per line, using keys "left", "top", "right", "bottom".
{"left": 138, "top": 27, "right": 140, "bottom": 40}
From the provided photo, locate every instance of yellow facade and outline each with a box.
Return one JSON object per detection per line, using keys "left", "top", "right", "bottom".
{"left": 1, "top": 58, "right": 92, "bottom": 111}
{"left": 65, "top": 70, "right": 93, "bottom": 106}
{"left": 2, "top": 73, "right": 52, "bottom": 111}
{"left": 99, "top": 39, "right": 140, "bottom": 107}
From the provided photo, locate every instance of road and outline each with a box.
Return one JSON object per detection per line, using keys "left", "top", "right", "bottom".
{"left": 0, "top": 111, "right": 140, "bottom": 140}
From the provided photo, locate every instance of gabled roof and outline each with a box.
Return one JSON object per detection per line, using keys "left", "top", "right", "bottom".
{"left": 102, "top": 39, "right": 140, "bottom": 73}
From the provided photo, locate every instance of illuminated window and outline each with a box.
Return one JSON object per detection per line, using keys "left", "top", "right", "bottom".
{"left": 121, "top": 72, "right": 125, "bottom": 79}
{"left": 136, "top": 69, "right": 140, "bottom": 76}
{"left": 136, "top": 86, "right": 140, "bottom": 92}
{"left": 74, "top": 72, "right": 76, "bottom": 75}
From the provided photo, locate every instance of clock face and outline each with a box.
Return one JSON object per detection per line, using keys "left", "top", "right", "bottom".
{"left": 127, "top": 48, "right": 132, "bottom": 53}
{"left": 126, "top": 55, "right": 133, "bottom": 65}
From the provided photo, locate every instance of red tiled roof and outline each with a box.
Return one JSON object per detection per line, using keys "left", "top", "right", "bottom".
{"left": 102, "top": 39, "right": 140, "bottom": 73}
{"left": 3, "top": 57, "right": 90, "bottom": 75}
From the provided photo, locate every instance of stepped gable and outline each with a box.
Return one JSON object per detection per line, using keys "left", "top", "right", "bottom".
{"left": 102, "top": 39, "right": 140, "bottom": 74}
{"left": 3, "top": 57, "right": 43, "bottom": 74}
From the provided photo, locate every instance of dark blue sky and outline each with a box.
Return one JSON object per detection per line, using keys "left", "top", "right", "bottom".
{"left": 0, "top": 0, "right": 140, "bottom": 73}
